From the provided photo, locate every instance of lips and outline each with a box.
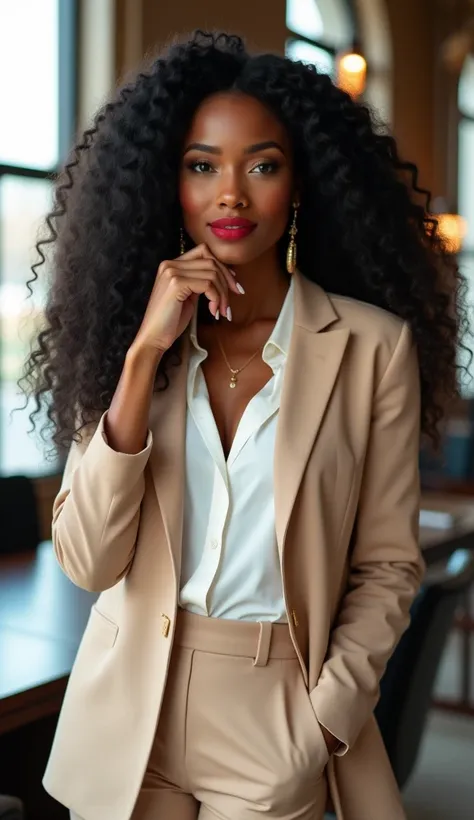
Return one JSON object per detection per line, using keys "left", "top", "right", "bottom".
{"left": 209, "top": 217, "right": 257, "bottom": 241}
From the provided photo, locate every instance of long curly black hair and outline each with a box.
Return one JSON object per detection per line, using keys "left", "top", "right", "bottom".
{"left": 19, "top": 30, "right": 472, "bottom": 458}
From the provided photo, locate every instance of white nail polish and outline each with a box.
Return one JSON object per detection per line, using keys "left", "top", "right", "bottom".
{"left": 227, "top": 306, "right": 232, "bottom": 321}
{"left": 236, "top": 283, "right": 245, "bottom": 294}
{"left": 215, "top": 309, "right": 220, "bottom": 320}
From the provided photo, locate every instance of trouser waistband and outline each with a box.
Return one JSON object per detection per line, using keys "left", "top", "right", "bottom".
{"left": 174, "top": 608, "right": 297, "bottom": 667}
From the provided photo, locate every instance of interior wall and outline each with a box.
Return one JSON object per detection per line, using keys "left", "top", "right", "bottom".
{"left": 115, "top": 0, "right": 287, "bottom": 80}
{"left": 383, "top": 0, "right": 437, "bottom": 193}
{"left": 383, "top": 0, "right": 470, "bottom": 204}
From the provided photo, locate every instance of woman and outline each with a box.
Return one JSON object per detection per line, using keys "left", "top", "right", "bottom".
{"left": 21, "top": 30, "right": 470, "bottom": 820}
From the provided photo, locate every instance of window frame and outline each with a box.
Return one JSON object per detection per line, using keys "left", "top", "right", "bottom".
{"left": 455, "top": 56, "right": 474, "bottom": 399}
{"left": 458, "top": 59, "right": 474, "bottom": 257}
{"left": 0, "top": 0, "right": 78, "bottom": 475}
{"left": 0, "top": 1, "right": 77, "bottom": 186}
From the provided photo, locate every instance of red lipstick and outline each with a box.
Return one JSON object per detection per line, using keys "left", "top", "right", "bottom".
{"left": 209, "top": 217, "right": 257, "bottom": 241}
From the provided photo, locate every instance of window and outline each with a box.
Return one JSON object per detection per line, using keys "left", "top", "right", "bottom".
{"left": 0, "top": 0, "right": 76, "bottom": 475}
{"left": 285, "top": 0, "right": 354, "bottom": 77}
{"left": 457, "top": 55, "right": 474, "bottom": 397}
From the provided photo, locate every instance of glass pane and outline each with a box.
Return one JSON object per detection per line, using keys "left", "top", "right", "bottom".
{"left": 459, "top": 55, "right": 474, "bottom": 118}
{"left": 458, "top": 119, "right": 474, "bottom": 250}
{"left": 0, "top": 175, "right": 58, "bottom": 475}
{"left": 286, "top": 0, "right": 324, "bottom": 41}
{"left": 458, "top": 254, "right": 474, "bottom": 399}
{"left": 286, "top": 0, "right": 352, "bottom": 49}
{"left": 317, "top": 0, "right": 353, "bottom": 49}
{"left": 0, "top": 0, "right": 59, "bottom": 170}
{"left": 286, "top": 39, "right": 334, "bottom": 77}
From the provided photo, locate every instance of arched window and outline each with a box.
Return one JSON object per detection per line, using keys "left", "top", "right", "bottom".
{"left": 458, "top": 55, "right": 474, "bottom": 396}
{"left": 285, "top": 0, "right": 354, "bottom": 76}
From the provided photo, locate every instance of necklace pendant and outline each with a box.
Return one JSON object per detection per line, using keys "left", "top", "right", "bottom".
{"left": 229, "top": 375, "right": 237, "bottom": 389}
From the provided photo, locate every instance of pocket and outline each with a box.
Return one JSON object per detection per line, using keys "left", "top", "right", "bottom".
{"left": 89, "top": 604, "right": 119, "bottom": 648}
{"left": 296, "top": 673, "right": 330, "bottom": 768}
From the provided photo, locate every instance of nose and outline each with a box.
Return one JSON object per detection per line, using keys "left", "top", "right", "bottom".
{"left": 218, "top": 190, "right": 248, "bottom": 209}
{"left": 218, "top": 193, "right": 247, "bottom": 209}
{"left": 216, "top": 171, "right": 249, "bottom": 210}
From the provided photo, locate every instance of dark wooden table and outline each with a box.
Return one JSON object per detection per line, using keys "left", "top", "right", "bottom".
{"left": 0, "top": 543, "right": 96, "bottom": 736}
{"left": 1, "top": 490, "right": 474, "bottom": 737}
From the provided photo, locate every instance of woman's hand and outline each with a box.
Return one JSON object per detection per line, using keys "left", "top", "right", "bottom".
{"left": 132, "top": 243, "right": 243, "bottom": 355}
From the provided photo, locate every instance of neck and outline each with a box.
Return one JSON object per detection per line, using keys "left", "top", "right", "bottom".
{"left": 227, "top": 248, "right": 291, "bottom": 327}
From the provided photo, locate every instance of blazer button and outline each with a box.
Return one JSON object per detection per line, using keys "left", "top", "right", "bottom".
{"left": 161, "top": 614, "right": 171, "bottom": 638}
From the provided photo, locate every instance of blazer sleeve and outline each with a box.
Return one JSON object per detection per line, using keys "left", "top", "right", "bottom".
{"left": 52, "top": 411, "right": 153, "bottom": 592}
{"left": 310, "top": 320, "right": 425, "bottom": 754}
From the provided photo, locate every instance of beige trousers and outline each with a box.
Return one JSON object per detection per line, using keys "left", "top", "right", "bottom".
{"left": 130, "top": 608, "right": 329, "bottom": 819}
{"left": 71, "top": 609, "right": 329, "bottom": 819}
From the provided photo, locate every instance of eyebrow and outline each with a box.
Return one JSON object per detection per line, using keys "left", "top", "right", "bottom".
{"left": 183, "top": 140, "right": 286, "bottom": 156}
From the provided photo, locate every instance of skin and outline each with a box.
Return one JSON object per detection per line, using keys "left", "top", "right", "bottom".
{"left": 178, "top": 92, "right": 340, "bottom": 756}
{"left": 178, "top": 91, "right": 296, "bottom": 458}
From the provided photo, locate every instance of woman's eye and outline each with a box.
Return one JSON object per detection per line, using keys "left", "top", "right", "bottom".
{"left": 250, "top": 162, "right": 279, "bottom": 175}
{"left": 187, "top": 160, "right": 279, "bottom": 174}
{"left": 189, "top": 161, "right": 214, "bottom": 173}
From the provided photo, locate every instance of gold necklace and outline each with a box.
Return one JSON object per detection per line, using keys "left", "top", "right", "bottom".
{"left": 217, "top": 335, "right": 263, "bottom": 389}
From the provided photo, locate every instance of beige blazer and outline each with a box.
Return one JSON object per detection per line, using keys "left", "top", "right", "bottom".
{"left": 43, "top": 271, "right": 424, "bottom": 820}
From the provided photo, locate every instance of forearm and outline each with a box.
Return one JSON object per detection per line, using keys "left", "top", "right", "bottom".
{"left": 53, "top": 344, "right": 160, "bottom": 591}
{"left": 311, "top": 556, "right": 423, "bottom": 754}
{"left": 310, "top": 319, "right": 424, "bottom": 754}
{"left": 105, "top": 343, "right": 162, "bottom": 454}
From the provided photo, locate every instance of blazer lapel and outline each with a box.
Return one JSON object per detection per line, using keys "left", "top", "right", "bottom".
{"left": 274, "top": 272, "right": 350, "bottom": 557}
{"left": 148, "top": 275, "right": 350, "bottom": 574}
{"left": 148, "top": 334, "right": 190, "bottom": 581}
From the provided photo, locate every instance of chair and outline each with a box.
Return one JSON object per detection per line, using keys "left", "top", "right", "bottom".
{"left": 0, "top": 795, "right": 24, "bottom": 820}
{"left": 0, "top": 475, "right": 40, "bottom": 554}
{"left": 374, "top": 548, "right": 474, "bottom": 790}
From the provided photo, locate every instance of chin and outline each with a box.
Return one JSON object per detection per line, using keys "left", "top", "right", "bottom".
{"left": 208, "top": 241, "right": 264, "bottom": 267}
{"left": 214, "top": 250, "right": 251, "bottom": 266}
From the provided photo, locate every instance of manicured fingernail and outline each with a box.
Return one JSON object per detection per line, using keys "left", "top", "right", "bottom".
{"left": 236, "top": 282, "right": 245, "bottom": 294}
{"left": 226, "top": 306, "right": 232, "bottom": 321}
{"left": 215, "top": 309, "right": 220, "bottom": 320}
{"left": 229, "top": 269, "right": 237, "bottom": 277}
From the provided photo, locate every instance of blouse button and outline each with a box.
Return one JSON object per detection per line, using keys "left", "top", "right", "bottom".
{"left": 210, "top": 539, "right": 219, "bottom": 550}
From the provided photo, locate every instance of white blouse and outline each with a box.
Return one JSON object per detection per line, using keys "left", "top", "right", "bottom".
{"left": 179, "top": 278, "right": 295, "bottom": 623}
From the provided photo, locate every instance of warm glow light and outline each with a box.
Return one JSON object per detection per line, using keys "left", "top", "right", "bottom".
{"left": 337, "top": 52, "right": 367, "bottom": 98}
{"left": 436, "top": 213, "right": 467, "bottom": 253}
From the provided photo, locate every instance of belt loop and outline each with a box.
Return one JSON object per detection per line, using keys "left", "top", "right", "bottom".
{"left": 253, "top": 621, "right": 272, "bottom": 667}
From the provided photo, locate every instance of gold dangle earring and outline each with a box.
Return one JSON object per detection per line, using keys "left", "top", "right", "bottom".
{"left": 180, "top": 227, "right": 186, "bottom": 255}
{"left": 286, "top": 203, "right": 299, "bottom": 275}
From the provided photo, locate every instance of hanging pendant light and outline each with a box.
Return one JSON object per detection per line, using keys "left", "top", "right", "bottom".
{"left": 337, "top": 40, "right": 367, "bottom": 98}
{"left": 431, "top": 197, "right": 468, "bottom": 254}
{"left": 436, "top": 213, "right": 467, "bottom": 254}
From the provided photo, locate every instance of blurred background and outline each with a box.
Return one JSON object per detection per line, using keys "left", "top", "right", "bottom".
{"left": 0, "top": 1, "right": 473, "bottom": 819}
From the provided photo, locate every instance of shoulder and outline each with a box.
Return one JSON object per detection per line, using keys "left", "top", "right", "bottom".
{"left": 327, "top": 292, "right": 405, "bottom": 342}
{"left": 325, "top": 291, "right": 416, "bottom": 384}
